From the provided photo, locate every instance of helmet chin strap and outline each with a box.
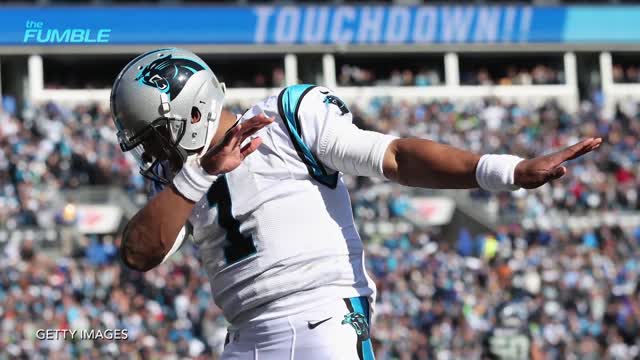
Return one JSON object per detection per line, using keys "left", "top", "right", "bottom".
{"left": 158, "top": 91, "right": 188, "bottom": 168}
{"left": 196, "top": 99, "right": 222, "bottom": 158}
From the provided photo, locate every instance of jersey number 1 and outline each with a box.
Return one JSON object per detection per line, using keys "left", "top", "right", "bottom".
{"left": 207, "top": 176, "right": 257, "bottom": 265}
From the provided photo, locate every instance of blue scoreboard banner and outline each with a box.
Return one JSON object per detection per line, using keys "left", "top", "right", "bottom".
{"left": 1, "top": 6, "right": 640, "bottom": 46}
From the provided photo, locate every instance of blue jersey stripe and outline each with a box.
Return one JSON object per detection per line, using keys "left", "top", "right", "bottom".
{"left": 278, "top": 84, "right": 339, "bottom": 188}
{"left": 348, "top": 297, "right": 369, "bottom": 321}
{"left": 348, "top": 296, "right": 375, "bottom": 360}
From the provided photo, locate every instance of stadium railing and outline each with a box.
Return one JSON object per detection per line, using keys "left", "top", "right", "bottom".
{"left": 26, "top": 52, "right": 580, "bottom": 111}
{"left": 600, "top": 52, "right": 640, "bottom": 117}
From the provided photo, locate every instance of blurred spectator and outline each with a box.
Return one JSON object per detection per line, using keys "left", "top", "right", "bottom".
{"left": 272, "top": 67, "right": 285, "bottom": 88}
{"left": 462, "top": 64, "right": 563, "bottom": 86}
{"left": 613, "top": 64, "right": 640, "bottom": 83}
{"left": 0, "top": 103, "right": 143, "bottom": 229}
{"left": 339, "top": 65, "right": 441, "bottom": 87}
{"left": 339, "top": 63, "right": 563, "bottom": 87}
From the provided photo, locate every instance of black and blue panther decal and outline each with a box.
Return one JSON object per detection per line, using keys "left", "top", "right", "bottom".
{"left": 342, "top": 312, "right": 370, "bottom": 341}
{"left": 324, "top": 94, "right": 350, "bottom": 115}
{"left": 135, "top": 54, "right": 206, "bottom": 100}
{"left": 343, "top": 297, "right": 375, "bottom": 360}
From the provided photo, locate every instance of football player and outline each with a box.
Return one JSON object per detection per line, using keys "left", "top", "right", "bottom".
{"left": 110, "top": 48, "right": 600, "bottom": 360}
{"left": 482, "top": 301, "right": 543, "bottom": 360}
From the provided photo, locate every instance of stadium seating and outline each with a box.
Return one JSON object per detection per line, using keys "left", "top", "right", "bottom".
{"left": 1, "top": 95, "right": 639, "bottom": 358}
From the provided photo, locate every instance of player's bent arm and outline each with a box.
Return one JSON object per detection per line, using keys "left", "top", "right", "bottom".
{"left": 121, "top": 113, "right": 272, "bottom": 271}
{"left": 121, "top": 114, "right": 272, "bottom": 271}
{"left": 121, "top": 185, "right": 196, "bottom": 272}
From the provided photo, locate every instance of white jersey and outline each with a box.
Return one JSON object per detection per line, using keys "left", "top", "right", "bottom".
{"left": 162, "top": 85, "right": 396, "bottom": 325}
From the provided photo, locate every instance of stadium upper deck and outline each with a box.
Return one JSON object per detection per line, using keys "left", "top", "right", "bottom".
{"left": 1, "top": 3, "right": 640, "bottom": 117}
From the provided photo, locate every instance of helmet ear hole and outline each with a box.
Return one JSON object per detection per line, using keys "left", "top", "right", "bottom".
{"left": 191, "top": 106, "right": 202, "bottom": 124}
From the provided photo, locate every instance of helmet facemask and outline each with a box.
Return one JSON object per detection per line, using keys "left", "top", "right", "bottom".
{"left": 118, "top": 117, "right": 188, "bottom": 184}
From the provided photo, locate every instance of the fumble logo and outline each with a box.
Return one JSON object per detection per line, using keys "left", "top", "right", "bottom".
{"left": 23, "top": 20, "right": 111, "bottom": 44}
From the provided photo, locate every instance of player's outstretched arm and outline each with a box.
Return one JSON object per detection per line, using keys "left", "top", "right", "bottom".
{"left": 382, "top": 137, "right": 602, "bottom": 190}
{"left": 121, "top": 114, "right": 272, "bottom": 272}
{"left": 297, "top": 87, "right": 600, "bottom": 191}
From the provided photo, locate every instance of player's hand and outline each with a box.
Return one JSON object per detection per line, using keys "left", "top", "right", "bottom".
{"left": 514, "top": 137, "right": 602, "bottom": 189}
{"left": 199, "top": 114, "right": 274, "bottom": 175}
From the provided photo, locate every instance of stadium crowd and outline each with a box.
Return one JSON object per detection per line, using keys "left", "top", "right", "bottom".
{"left": 338, "top": 64, "right": 564, "bottom": 87}
{"left": 1, "top": 93, "right": 639, "bottom": 359}
{"left": 339, "top": 65, "right": 443, "bottom": 87}
{"left": 613, "top": 64, "right": 640, "bottom": 84}
{"left": 460, "top": 64, "right": 564, "bottom": 86}
{"left": 0, "top": 101, "right": 138, "bottom": 229}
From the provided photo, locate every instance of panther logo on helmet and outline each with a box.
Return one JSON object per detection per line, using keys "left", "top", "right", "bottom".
{"left": 135, "top": 54, "right": 205, "bottom": 101}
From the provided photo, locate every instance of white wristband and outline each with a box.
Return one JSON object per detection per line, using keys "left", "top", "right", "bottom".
{"left": 172, "top": 157, "right": 219, "bottom": 202}
{"left": 475, "top": 154, "right": 524, "bottom": 192}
